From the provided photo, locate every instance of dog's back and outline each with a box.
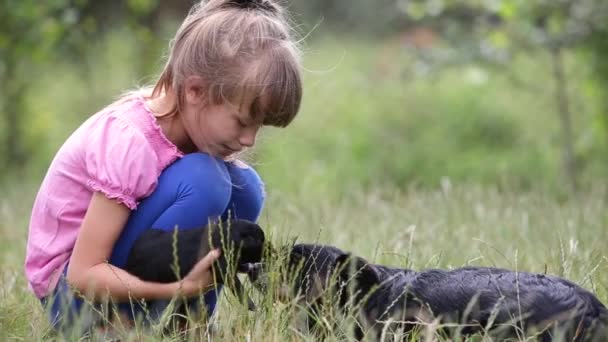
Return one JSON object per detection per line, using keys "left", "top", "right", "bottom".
{"left": 268, "top": 244, "right": 608, "bottom": 341}
{"left": 358, "top": 265, "right": 608, "bottom": 341}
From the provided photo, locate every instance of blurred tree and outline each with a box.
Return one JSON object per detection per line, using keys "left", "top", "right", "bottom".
{"left": 0, "top": 1, "right": 85, "bottom": 172}
{"left": 0, "top": 0, "right": 169, "bottom": 175}
{"left": 398, "top": 0, "right": 608, "bottom": 193}
{"left": 586, "top": 26, "right": 608, "bottom": 146}
{"left": 289, "top": 0, "right": 406, "bottom": 36}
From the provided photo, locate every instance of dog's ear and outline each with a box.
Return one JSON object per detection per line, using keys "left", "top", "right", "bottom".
{"left": 335, "top": 253, "right": 381, "bottom": 305}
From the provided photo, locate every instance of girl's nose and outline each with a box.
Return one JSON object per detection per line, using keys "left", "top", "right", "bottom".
{"left": 239, "top": 127, "right": 258, "bottom": 147}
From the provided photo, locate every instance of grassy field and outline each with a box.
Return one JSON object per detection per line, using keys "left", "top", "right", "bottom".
{"left": 1, "top": 181, "right": 607, "bottom": 340}
{"left": 1, "top": 34, "right": 607, "bottom": 340}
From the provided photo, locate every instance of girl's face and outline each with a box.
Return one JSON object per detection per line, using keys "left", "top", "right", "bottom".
{"left": 180, "top": 78, "right": 262, "bottom": 158}
{"left": 183, "top": 100, "right": 261, "bottom": 158}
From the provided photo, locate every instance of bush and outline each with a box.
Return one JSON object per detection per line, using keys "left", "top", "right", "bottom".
{"left": 257, "top": 38, "right": 562, "bottom": 196}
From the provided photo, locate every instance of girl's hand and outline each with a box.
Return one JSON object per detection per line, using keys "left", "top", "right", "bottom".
{"left": 179, "top": 249, "right": 221, "bottom": 297}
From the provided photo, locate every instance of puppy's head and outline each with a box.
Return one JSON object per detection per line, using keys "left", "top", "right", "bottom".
{"left": 246, "top": 243, "right": 381, "bottom": 307}
{"left": 201, "top": 219, "right": 265, "bottom": 309}
{"left": 334, "top": 253, "right": 381, "bottom": 308}
{"left": 289, "top": 244, "right": 348, "bottom": 303}
{"left": 202, "top": 219, "right": 265, "bottom": 275}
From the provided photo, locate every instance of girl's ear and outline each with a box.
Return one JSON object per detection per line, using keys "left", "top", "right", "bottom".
{"left": 184, "top": 76, "right": 207, "bottom": 105}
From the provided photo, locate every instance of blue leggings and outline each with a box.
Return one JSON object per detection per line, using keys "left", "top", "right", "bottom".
{"left": 42, "top": 153, "right": 265, "bottom": 333}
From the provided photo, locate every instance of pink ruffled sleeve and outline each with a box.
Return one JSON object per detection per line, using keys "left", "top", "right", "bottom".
{"left": 84, "top": 116, "right": 159, "bottom": 210}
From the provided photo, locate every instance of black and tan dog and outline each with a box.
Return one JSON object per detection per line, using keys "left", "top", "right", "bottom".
{"left": 247, "top": 243, "right": 608, "bottom": 341}
{"left": 124, "top": 219, "right": 266, "bottom": 315}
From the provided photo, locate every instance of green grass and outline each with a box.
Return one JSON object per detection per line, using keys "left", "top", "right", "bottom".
{"left": 253, "top": 36, "right": 605, "bottom": 196}
{"left": 2, "top": 180, "right": 607, "bottom": 340}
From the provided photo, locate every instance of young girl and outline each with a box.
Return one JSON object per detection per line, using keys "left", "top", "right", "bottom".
{"left": 25, "top": 0, "right": 302, "bottom": 335}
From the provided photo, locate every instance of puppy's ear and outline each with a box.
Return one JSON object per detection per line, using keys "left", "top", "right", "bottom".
{"left": 335, "top": 253, "right": 380, "bottom": 304}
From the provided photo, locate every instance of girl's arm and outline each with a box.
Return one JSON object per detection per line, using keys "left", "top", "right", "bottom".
{"left": 66, "top": 192, "right": 219, "bottom": 302}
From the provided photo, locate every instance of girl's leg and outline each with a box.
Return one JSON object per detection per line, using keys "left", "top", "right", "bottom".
{"left": 111, "top": 153, "right": 233, "bottom": 265}
{"left": 115, "top": 158, "right": 266, "bottom": 321}
{"left": 139, "top": 160, "right": 266, "bottom": 319}
{"left": 40, "top": 268, "right": 100, "bottom": 337}
{"left": 112, "top": 153, "right": 233, "bottom": 321}
{"left": 184, "top": 161, "right": 266, "bottom": 313}
{"left": 43, "top": 153, "right": 232, "bottom": 333}
{"left": 222, "top": 161, "right": 266, "bottom": 222}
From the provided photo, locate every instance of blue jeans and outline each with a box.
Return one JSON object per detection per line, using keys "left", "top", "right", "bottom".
{"left": 41, "top": 153, "right": 265, "bottom": 334}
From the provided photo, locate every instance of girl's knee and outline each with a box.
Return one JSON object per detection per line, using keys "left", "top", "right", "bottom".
{"left": 173, "top": 153, "right": 230, "bottom": 181}
{"left": 113, "top": 152, "right": 233, "bottom": 258}
{"left": 223, "top": 161, "right": 266, "bottom": 222}
{"left": 165, "top": 153, "right": 232, "bottom": 198}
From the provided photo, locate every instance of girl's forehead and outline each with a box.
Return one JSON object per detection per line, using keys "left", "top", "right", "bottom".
{"left": 216, "top": 65, "right": 298, "bottom": 128}
{"left": 234, "top": 89, "right": 270, "bottom": 122}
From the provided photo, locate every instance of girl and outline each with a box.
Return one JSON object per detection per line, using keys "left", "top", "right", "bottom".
{"left": 25, "top": 0, "right": 302, "bottom": 336}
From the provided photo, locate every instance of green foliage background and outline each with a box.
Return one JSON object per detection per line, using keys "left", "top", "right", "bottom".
{"left": 2, "top": 0, "right": 607, "bottom": 194}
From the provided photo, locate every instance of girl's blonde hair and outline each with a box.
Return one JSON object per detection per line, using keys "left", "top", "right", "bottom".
{"left": 151, "top": 0, "right": 302, "bottom": 127}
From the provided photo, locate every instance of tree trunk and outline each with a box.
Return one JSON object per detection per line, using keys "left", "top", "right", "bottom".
{"left": 1, "top": 60, "right": 27, "bottom": 175}
{"left": 550, "top": 45, "right": 577, "bottom": 193}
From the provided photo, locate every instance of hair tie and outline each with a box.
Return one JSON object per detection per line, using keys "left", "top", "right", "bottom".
{"left": 226, "top": 0, "right": 277, "bottom": 14}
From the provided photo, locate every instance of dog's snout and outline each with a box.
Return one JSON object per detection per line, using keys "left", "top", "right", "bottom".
{"left": 245, "top": 262, "right": 264, "bottom": 282}
{"left": 238, "top": 262, "right": 259, "bottom": 273}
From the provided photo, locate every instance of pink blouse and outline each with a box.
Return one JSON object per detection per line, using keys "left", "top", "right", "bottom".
{"left": 25, "top": 94, "right": 183, "bottom": 298}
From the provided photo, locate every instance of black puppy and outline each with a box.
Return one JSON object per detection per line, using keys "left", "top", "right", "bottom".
{"left": 248, "top": 243, "right": 608, "bottom": 341}
{"left": 124, "top": 219, "right": 265, "bottom": 313}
